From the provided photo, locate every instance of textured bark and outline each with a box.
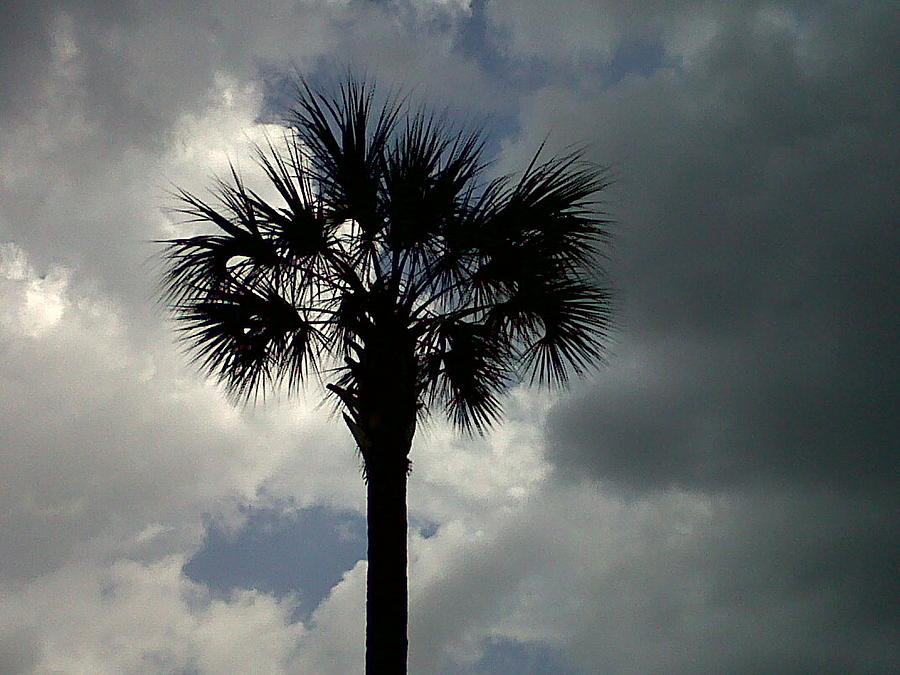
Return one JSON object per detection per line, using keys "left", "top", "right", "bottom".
{"left": 365, "top": 455, "right": 409, "bottom": 674}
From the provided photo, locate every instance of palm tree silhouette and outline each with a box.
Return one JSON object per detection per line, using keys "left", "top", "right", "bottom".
{"left": 160, "top": 77, "right": 612, "bottom": 673}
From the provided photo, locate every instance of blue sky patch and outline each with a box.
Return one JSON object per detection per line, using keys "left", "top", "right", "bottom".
{"left": 184, "top": 504, "right": 366, "bottom": 622}
{"left": 471, "top": 637, "right": 582, "bottom": 675}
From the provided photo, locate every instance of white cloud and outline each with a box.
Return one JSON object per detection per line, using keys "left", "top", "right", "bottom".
{"left": 0, "top": 235, "right": 360, "bottom": 673}
{"left": 291, "top": 562, "right": 368, "bottom": 674}
{"left": 1, "top": 556, "right": 305, "bottom": 674}
{"left": 0, "top": 244, "right": 68, "bottom": 336}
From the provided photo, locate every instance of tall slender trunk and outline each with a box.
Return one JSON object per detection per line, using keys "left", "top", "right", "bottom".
{"left": 365, "top": 456, "right": 409, "bottom": 674}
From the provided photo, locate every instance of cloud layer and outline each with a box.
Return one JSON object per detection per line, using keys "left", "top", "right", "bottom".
{"left": 0, "top": 1, "right": 896, "bottom": 673}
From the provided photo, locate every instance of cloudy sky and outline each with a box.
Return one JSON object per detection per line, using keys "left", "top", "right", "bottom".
{"left": 1, "top": 1, "right": 897, "bottom": 673}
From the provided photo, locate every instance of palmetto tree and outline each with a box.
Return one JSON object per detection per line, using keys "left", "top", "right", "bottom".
{"left": 160, "top": 78, "right": 611, "bottom": 673}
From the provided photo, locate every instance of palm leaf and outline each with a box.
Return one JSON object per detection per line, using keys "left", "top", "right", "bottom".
{"left": 289, "top": 77, "right": 400, "bottom": 237}
{"left": 173, "top": 284, "right": 325, "bottom": 400}
{"left": 419, "top": 317, "right": 512, "bottom": 433}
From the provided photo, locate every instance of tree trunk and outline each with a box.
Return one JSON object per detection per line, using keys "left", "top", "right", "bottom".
{"left": 365, "top": 456, "right": 409, "bottom": 674}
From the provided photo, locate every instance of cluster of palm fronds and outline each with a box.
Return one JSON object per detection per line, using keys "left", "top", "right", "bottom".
{"left": 160, "top": 78, "right": 612, "bottom": 432}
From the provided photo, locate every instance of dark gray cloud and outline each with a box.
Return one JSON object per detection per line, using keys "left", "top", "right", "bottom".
{"left": 567, "top": 487, "right": 900, "bottom": 673}
{"left": 542, "top": 1, "right": 899, "bottom": 498}
{"left": 0, "top": 1, "right": 64, "bottom": 123}
{"left": 0, "top": 628, "right": 42, "bottom": 675}
{"left": 501, "top": 5, "right": 900, "bottom": 671}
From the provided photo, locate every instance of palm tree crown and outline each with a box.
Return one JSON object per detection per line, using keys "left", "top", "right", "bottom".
{"left": 161, "top": 78, "right": 612, "bottom": 444}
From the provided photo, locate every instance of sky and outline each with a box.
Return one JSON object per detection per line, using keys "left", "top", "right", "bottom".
{"left": 0, "top": 1, "right": 897, "bottom": 673}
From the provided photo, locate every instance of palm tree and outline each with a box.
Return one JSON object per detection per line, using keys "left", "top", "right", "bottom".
{"left": 159, "top": 77, "right": 611, "bottom": 673}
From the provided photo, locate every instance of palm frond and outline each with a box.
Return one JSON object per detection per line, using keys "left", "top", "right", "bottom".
{"left": 382, "top": 113, "right": 485, "bottom": 250}
{"left": 289, "top": 77, "right": 400, "bottom": 237}
{"left": 517, "top": 277, "right": 612, "bottom": 385}
{"left": 419, "top": 317, "right": 512, "bottom": 433}
{"left": 249, "top": 133, "right": 335, "bottom": 261}
{"left": 173, "top": 284, "right": 326, "bottom": 400}
{"left": 159, "top": 188, "right": 283, "bottom": 305}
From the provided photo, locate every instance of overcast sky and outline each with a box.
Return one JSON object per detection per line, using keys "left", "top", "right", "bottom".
{"left": 1, "top": 1, "right": 897, "bottom": 673}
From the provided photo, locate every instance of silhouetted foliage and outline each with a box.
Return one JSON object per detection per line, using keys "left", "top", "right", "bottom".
{"left": 161, "top": 78, "right": 612, "bottom": 432}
